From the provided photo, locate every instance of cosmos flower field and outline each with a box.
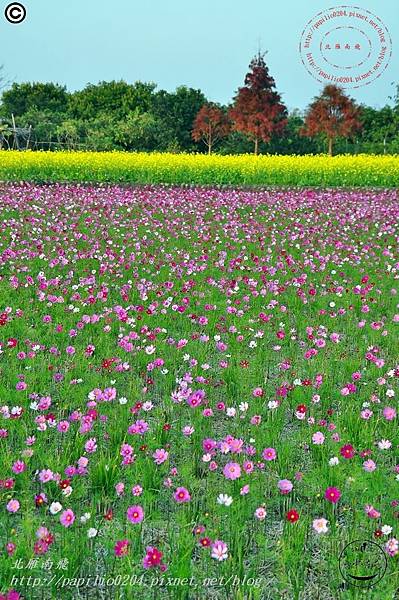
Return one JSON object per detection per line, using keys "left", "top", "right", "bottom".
{"left": 0, "top": 183, "right": 398, "bottom": 600}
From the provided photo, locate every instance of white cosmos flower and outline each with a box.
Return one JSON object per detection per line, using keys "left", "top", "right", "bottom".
{"left": 382, "top": 525, "right": 393, "bottom": 535}
{"left": 87, "top": 528, "right": 98, "bottom": 538}
{"left": 217, "top": 494, "right": 233, "bottom": 506}
{"left": 49, "top": 502, "right": 62, "bottom": 515}
{"left": 378, "top": 439, "right": 392, "bottom": 450}
{"left": 80, "top": 512, "right": 91, "bottom": 523}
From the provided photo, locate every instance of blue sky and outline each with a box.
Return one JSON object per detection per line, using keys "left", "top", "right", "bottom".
{"left": 0, "top": 0, "right": 397, "bottom": 110}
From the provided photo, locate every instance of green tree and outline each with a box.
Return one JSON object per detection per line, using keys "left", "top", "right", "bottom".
{"left": 69, "top": 80, "right": 156, "bottom": 121}
{"left": 17, "top": 108, "right": 62, "bottom": 149}
{"left": 114, "top": 109, "right": 159, "bottom": 151}
{"left": 153, "top": 86, "right": 207, "bottom": 150}
{"left": 359, "top": 105, "right": 398, "bottom": 154}
{"left": 0, "top": 82, "right": 69, "bottom": 118}
{"left": 56, "top": 119, "right": 83, "bottom": 150}
{"left": 85, "top": 115, "right": 118, "bottom": 151}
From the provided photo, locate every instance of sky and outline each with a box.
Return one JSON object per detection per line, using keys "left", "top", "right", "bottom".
{"left": 0, "top": 0, "right": 397, "bottom": 111}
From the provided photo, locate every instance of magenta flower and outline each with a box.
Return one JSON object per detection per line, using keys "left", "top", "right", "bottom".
{"left": 127, "top": 505, "right": 144, "bottom": 523}
{"left": 174, "top": 487, "right": 191, "bottom": 503}
{"left": 11, "top": 460, "right": 26, "bottom": 474}
{"left": 114, "top": 539, "right": 130, "bottom": 556}
{"left": 325, "top": 487, "right": 341, "bottom": 504}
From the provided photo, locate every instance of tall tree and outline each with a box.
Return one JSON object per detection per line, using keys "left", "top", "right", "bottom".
{"left": 192, "top": 103, "right": 230, "bottom": 154}
{"left": 68, "top": 81, "right": 156, "bottom": 121}
{"left": 153, "top": 86, "right": 207, "bottom": 151}
{"left": 301, "top": 85, "right": 362, "bottom": 156}
{"left": 229, "top": 52, "right": 287, "bottom": 155}
{"left": 0, "top": 82, "right": 69, "bottom": 118}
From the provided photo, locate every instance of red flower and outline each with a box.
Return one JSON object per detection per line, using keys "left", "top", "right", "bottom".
{"left": 340, "top": 444, "right": 355, "bottom": 459}
{"left": 34, "top": 540, "right": 49, "bottom": 555}
{"left": 199, "top": 537, "right": 211, "bottom": 547}
{"left": 104, "top": 509, "right": 113, "bottom": 521}
{"left": 296, "top": 404, "right": 307, "bottom": 414}
{"left": 286, "top": 509, "right": 299, "bottom": 523}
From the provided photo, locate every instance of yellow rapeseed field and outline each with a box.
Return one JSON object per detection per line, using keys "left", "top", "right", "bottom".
{"left": 0, "top": 150, "right": 398, "bottom": 186}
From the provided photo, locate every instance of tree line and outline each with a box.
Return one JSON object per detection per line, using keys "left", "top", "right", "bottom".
{"left": 0, "top": 54, "right": 398, "bottom": 155}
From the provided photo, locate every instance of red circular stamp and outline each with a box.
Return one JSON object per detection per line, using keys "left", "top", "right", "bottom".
{"left": 299, "top": 5, "right": 392, "bottom": 88}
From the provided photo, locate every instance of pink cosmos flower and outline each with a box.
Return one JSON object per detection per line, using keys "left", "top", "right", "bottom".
{"left": 115, "top": 482, "right": 125, "bottom": 496}
{"left": 312, "top": 432, "right": 325, "bottom": 445}
{"left": 84, "top": 438, "right": 97, "bottom": 453}
{"left": 254, "top": 507, "right": 266, "bottom": 520}
{"left": 38, "top": 469, "right": 53, "bottom": 483}
{"left": 11, "top": 461, "right": 26, "bottom": 474}
{"left": 262, "top": 448, "right": 277, "bottom": 461}
{"left": 383, "top": 406, "right": 396, "bottom": 421}
{"left": 57, "top": 420, "right": 70, "bottom": 433}
{"left": 153, "top": 448, "right": 169, "bottom": 465}
{"left": 60, "top": 509, "right": 75, "bottom": 527}
{"left": 6, "top": 499, "right": 20, "bottom": 513}
{"left": 174, "top": 487, "right": 191, "bottom": 503}
{"left": 364, "top": 504, "right": 380, "bottom": 518}
{"left": 132, "top": 485, "right": 143, "bottom": 496}
{"left": 223, "top": 462, "right": 241, "bottom": 480}
{"left": 363, "top": 459, "right": 376, "bottom": 472}
{"left": 127, "top": 505, "right": 144, "bottom": 524}
{"left": 211, "top": 540, "right": 228, "bottom": 561}
{"left": 277, "top": 479, "right": 293, "bottom": 494}
{"left": 385, "top": 538, "right": 399, "bottom": 557}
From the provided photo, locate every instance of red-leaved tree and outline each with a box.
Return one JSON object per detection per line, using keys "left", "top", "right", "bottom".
{"left": 229, "top": 52, "right": 287, "bottom": 155}
{"left": 192, "top": 103, "right": 231, "bottom": 154}
{"left": 301, "top": 85, "right": 362, "bottom": 156}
